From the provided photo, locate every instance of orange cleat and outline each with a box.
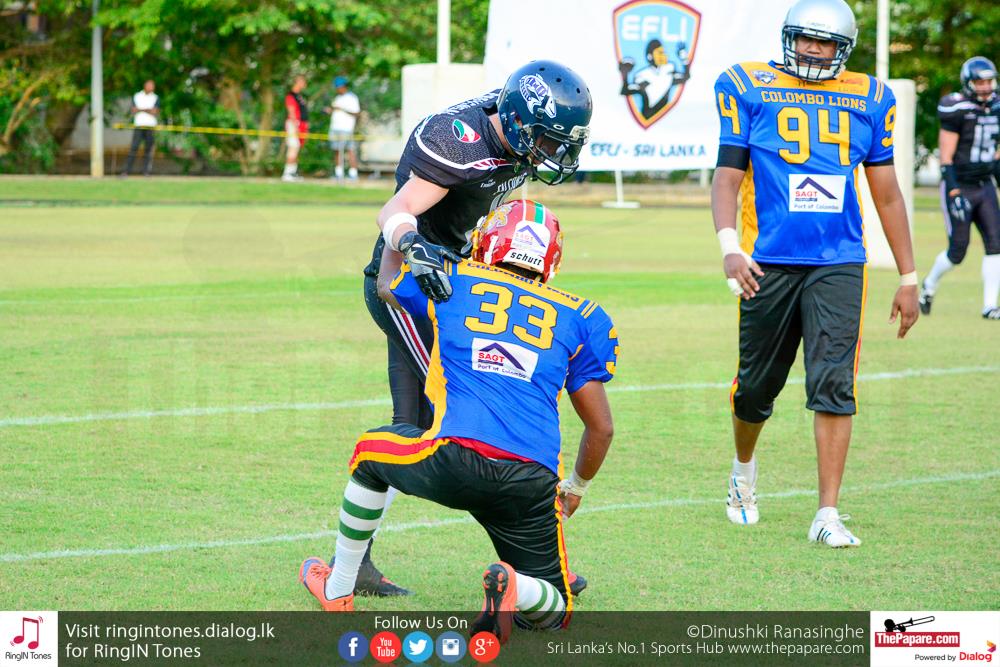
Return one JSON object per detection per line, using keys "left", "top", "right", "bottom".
{"left": 299, "top": 556, "right": 354, "bottom": 612}
{"left": 470, "top": 561, "right": 518, "bottom": 644}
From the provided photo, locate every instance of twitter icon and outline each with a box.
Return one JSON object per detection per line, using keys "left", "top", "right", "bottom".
{"left": 402, "top": 631, "right": 433, "bottom": 663}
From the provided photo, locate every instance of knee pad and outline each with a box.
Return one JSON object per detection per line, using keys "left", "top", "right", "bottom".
{"left": 947, "top": 246, "right": 968, "bottom": 265}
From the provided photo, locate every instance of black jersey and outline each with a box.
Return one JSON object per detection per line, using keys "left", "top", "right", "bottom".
{"left": 395, "top": 91, "right": 527, "bottom": 251}
{"left": 938, "top": 92, "right": 1000, "bottom": 184}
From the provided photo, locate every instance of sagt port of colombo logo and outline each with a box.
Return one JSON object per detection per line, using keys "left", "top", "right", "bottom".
{"left": 612, "top": 0, "right": 701, "bottom": 129}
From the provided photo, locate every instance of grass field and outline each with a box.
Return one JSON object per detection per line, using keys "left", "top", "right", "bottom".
{"left": 1, "top": 176, "right": 997, "bottom": 613}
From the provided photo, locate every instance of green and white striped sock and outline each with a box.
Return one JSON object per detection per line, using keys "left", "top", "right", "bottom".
{"left": 326, "top": 479, "right": 386, "bottom": 599}
{"left": 515, "top": 573, "right": 565, "bottom": 630}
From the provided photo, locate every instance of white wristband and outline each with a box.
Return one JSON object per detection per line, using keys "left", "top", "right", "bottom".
{"left": 558, "top": 470, "right": 592, "bottom": 497}
{"left": 382, "top": 212, "right": 418, "bottom": 252}
{"left": 717, "top": 227, "right": 742, "bottom": 257}
{"left": 899, "top": 271, "right": 918, "bottom": 287}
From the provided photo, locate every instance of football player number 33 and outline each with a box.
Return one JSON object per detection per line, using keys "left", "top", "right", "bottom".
{"left": 717, "top": 94, "right": 895, "bottom": 166}
{"left": 464, "top": 283, "right": 557, "bottom": 349}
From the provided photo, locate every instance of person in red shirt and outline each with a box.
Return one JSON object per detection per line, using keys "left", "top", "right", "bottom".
{"left": 283, "top": 75, "right": 309, "bottom": 182}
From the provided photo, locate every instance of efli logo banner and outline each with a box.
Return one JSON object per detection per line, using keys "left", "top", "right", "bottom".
{"left": 485, "top": 0, "right": 789, "bottom": 170}
{"left": 613, "top": 0, "right": 700, "bottom": 130}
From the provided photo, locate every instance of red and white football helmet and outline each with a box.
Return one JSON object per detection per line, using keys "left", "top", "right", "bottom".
{"left": 471, "top": 199, "right": 564, "bottom": 283}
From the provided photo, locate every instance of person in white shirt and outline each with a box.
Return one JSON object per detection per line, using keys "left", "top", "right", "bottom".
{"left": 325, "top": 76, "right": 361, "bottom": 180}
{"left": 122, "top": 80, "right": 159, "bottom": 176}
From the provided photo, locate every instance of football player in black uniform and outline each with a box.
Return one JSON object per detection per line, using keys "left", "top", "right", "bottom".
{"left": 920, "top": 57, "right": 1000, "bottom": 320}
{"left": 340, "top": 61, "right": 594, "bottom": 597}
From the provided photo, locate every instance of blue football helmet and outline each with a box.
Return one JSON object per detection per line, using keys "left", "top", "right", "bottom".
{"left": 497, "top": 60, "right": 592, "bottom": 185}
{"left": 961, "top": 57, "right": 998, "bottom": 102}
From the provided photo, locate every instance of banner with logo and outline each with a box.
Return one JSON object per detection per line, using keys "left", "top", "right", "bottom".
{"left": 485, "top": 0, "right": 793, "bottom": 171}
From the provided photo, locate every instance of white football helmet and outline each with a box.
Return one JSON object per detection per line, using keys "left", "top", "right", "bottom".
{"left": 781, "top": 0, "right": 858, "bottom": 82}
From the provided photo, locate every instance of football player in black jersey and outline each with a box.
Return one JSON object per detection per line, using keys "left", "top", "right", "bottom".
{"left": 339, "top": 61, "right": 594, "bottom": 597}
{"left": 920, "top": 57, "right": 1000, "bottom": 320}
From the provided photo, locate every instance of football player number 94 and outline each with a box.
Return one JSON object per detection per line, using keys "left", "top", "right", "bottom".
{"left": 777, "top": 107, "right": 851, "bottom": 165}
{"left": 717, "top": 93, "right": 896, "bottom": 166}
{"left": 464, "top": 283, "right": 557, "bottom": 350}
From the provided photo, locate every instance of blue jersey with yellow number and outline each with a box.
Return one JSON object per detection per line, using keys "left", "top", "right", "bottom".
{"left": 714, "top": 61, "right": 897, "bottom": 265}
{"left": 390, "top": 260, "right": 619, "bottom": 474}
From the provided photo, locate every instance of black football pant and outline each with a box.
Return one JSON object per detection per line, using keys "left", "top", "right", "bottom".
{"left": 350, "top": 423, "right": 571, "bottom": 603}
{"left": 363, "top": 273, "right": 434, "bottom": 429}
{"left": 732, "top": 263, "right": 866, "bottom": 422}
{"left": 942, "top": 180, "right": 1000, "bottom": 263}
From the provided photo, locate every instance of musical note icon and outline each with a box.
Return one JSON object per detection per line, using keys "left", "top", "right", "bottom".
{"left": 11, "top": 616, "right": 42, "bottom": 650}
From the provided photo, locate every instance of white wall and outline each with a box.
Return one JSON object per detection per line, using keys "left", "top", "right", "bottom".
{"left": 400, "top": 63, "right": 486, "bottom": 140}
{"left": 858, "top": 79, "right": 916, "bottom": 269}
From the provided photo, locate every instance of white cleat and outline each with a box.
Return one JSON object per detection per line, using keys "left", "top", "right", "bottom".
{"left": 726, "top": 472, "right": 759, "bottom": 525}
{"left": 808, "top": 508, "right": 861, "bottom": 548}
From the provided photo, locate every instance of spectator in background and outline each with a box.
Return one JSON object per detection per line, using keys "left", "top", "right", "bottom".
{"left": 121, "top": 79, "right": 158, "bottom": 177}
{"left": 325, "top": 76, "right": 360, "bottom": 181}
{"left": 283, "top": 75, "right": 309, "bottom": 182}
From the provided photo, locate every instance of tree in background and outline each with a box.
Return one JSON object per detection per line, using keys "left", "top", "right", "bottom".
{"left": 0, "top": 1, "right": 89, "bottom": 171}
{"left": 1, "top": 0, "right": 489, "bottom": 174}
{"left": 850, "top": 0, "right": 999, "bottom": 156}
{"left": 97, "top": 0, "right": 490, "bottom": 175}
{"left": 5, "top": 1, "right": 992, "bottom": 174}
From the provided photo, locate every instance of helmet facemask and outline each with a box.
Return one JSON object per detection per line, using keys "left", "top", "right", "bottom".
{"left": 515, "top": 118, "right": 589, "bottom": 186}
{"left": 782, "top": 27, "right": 854, "bottom": 81}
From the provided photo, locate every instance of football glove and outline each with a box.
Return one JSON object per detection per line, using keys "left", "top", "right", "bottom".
{"left": 946, "top": 192, "right": 972, "bottom": 225}
{"left": 397, "top": 231, "right": 463, "bottom": 303}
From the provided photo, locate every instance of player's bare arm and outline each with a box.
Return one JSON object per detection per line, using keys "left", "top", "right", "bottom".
{"left": 938, "top": 128, "right": 960, "bottom": 180}
{"left": 560, "top": 380, "right": 614, "bottom": 518}
{"left": 375, "top": 176, "right": 451, "bottom": 303}
{"left": 865, "top": 164, "right": 919, "bottom": 338}
{"left": 711, "top": 166, "right": 763, "bottom": 299}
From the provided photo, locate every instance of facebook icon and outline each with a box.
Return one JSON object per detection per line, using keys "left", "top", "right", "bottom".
{"left": 338, "top": 631, "right": 368, "bottom": 663}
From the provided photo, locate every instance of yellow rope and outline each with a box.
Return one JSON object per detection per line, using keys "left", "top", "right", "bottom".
{"left": 111, "top": 123, "right": 384, "bottom": 142}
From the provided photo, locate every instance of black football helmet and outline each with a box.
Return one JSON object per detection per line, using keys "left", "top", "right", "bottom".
{"left": 961, "top": 56, "right": 998, "bottom": 102}
{"left": 497, "top": 61, "right": 592, "bottom": 185}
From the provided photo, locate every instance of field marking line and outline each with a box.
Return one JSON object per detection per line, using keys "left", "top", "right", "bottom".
{"left": 2, "top": 364, "right": 998, "bottom": 429}
{"left": 1, "top": 469, "right": 996, "bottom": 564}
{"left": 0, "top": 398, "right": 393, "bottom": 427}
{"left": 0, "top": 290, "right": 357, "bottom": 305}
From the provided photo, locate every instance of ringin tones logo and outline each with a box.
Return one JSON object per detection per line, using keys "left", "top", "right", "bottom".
{"left": 3, "top": 612, "right": 57, "bottom": 665}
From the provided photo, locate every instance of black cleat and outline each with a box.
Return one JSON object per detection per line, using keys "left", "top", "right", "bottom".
{"left": 354, "top": 559, "right": 412, "bottom": 597}
{"left": 568, "top": 571, "right": 588, "bottom": 596}
{"left": 919, "top": 281, "right": 934, "bottom": 315}
{"left": 983, "top": 307, "right": 1000, "bottom": 320}
{"left": 328, "top": 542, "right": 412, "bottom": 597}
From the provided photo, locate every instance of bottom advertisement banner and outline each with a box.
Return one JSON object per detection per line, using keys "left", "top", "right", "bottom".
{"left": 0, "top": 611, "right": 885, "bottom": 666}
{"left": 871, "top": 611, "right": 1000, "bottom": 667}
